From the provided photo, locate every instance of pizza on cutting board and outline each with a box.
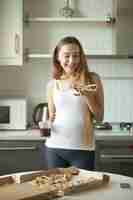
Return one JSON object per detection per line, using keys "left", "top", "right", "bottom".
{"left": 0, "top": 166, "right": 110, "bottom": 200}
{"left": 30, "top": 166, "right": 80, "bottom": 197}
{"left": 30, "top": 166, "right": 110, "bottom": 197}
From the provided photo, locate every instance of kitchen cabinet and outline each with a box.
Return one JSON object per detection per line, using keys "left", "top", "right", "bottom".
{"left": 95, "top": 134, "right": 133, "bottom": 177}
{"left": 116, "top": 0, "right": 133, "bottom": 54}
{"left": 0, "top": 139, "right": 46, "bottom": 175}
{"left": 24, "top": 0, "right": 116, "bottom": 60}
{"left": 0, "top": 0, "right": 23, "bottom": 66}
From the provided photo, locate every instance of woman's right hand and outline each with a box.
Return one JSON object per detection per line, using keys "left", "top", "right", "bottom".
{"left": 49, "top": 112, "right": 56, "bottom": 122}
{"left": 72, "top": 83, "right": 97, "bottom": 96}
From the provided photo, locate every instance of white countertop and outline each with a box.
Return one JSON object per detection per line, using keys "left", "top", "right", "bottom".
{"left": 59, "top": 171, "right": 133, "bottom": 200}
{"left": 1, "top": 128, "right": 133, "bottom": 141}
{"left": 0, "top": 129, "right": 47, "bottom": 141}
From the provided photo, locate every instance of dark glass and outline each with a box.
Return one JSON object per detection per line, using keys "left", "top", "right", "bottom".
{"left": 40, "top": 128, "right": 51, "bottom": 137}
{"left": 0, "top": 106, "right": 10, "bottom": 123}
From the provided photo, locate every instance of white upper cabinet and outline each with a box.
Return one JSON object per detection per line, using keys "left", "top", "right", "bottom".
{"left": 0, "top": 0, "right": 23, "bottom": 66}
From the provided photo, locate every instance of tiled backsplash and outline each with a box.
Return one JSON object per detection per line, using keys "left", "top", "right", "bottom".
{"left": 89, "top": 59, "right": 133, "bottom": 122}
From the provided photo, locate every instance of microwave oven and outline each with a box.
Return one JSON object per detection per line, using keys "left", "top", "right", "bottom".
{"left": 0, "top": 97, "right": 27, "bottom": 130}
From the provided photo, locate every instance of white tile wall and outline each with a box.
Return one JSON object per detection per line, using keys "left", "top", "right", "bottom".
{"left": 89, "top": 59, "right": 133, "bottom": 122}
{"left": 103, "top": 79, "right": 133, "bottom": 122}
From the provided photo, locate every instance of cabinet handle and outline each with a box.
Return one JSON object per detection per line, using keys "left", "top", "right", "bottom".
{"left": 14, "top": 33, "right": 20, "bottom": 54}
{"left": 0, "top": 147, "right": 37, "bottom": 151}
{"left": 100, "top": 154, "right": 133, "bottom": 159}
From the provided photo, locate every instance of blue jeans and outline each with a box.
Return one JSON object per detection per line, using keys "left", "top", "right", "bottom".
{"left": 43, "top": 145, "right": 95, "bottom": 170}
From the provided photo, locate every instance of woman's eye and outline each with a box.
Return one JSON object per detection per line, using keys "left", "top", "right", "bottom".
{"left": 64, "top": 54, "right": 80, "bottom": 59}
{"left": 74, "top": 55, "right": 79, "bottom": 58}
{"left": 73, "top": 54, "right": 80, "bottom": 58}
{"left": 64, "top": 55, "right": 69, "bottom": 59}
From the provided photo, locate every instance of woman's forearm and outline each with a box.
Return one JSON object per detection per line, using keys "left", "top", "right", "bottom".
{"left": 86, "top": 94, "right": 104, "bottom": 121}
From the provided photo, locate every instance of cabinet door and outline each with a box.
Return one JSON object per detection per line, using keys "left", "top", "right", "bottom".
{"left": 0, "top": 0, "right": 23, "bottom": 66}
{"left": 116, "top": 0, "right": 133, "bottom": 54}
{"left": 95, "top": 140, "right": 133, "bottom": 177}
{"left": 0, "top": 141, "right": 46, "bottom": 175}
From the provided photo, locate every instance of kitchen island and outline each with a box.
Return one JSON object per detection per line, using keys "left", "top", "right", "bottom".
{"left": 59, "top": 171, "right": 133, "bottom": 200}
{"left": 0, "top": 129, "right": 47, "bottom": 175}
{"left": 0, "top": 169, "right": 133, "bottom": 200}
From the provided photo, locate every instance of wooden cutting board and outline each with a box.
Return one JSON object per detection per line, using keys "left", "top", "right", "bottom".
{"left": 0, "top": 169, "right": 110, "bottom": 200}
{"left": 0, "top": 175, "right": 15, "bottom": 186}
{"left": 0, "top": 182, "right": 58, "bottom": 200}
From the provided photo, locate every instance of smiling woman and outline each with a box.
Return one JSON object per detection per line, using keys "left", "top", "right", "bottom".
{"left": 43, "top": 36, "right": 104, "bottom": 171}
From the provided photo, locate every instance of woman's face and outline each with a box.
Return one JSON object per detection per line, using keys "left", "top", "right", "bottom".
{"left": 57, "top": 43, "right": 80, "bottom": 76}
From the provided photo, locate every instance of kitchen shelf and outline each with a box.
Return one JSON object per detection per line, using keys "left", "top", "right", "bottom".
{"left": 102, "top": 76, "right": 133, "bottom": 80}
{"left": 24, "top": 49, "right": 133, "bottom": 61}
{"left": 24, "top": 15, "right": 116, "bottom": 25}
{"left": 24, "top": 0, "right": 118, "bottom": 62}
{"left": 87, "top": 55, "right": 133, "bottom": 59}
{"left": 27, "top": 53, "right": 51, "bottom": 59}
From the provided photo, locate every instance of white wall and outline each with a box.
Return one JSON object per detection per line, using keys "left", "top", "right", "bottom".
{"left": 0, "top": 0, "right": 133, "bottom": 123}
{"left": 89, "top": 59, "right": 133, "bottom": 122}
